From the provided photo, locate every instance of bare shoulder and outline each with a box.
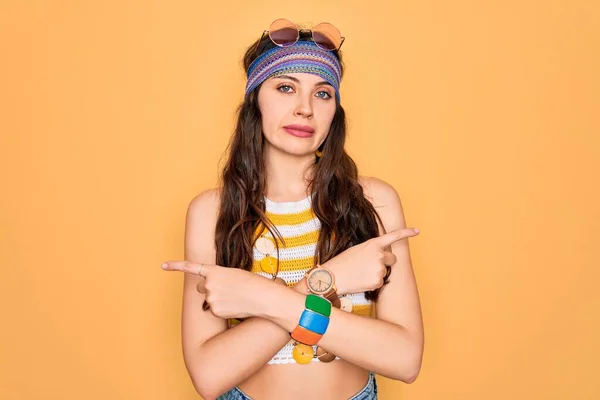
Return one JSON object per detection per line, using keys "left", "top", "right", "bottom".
{"left": 186, "top": 187, "right": 222, "bottom": 221}
{"left": 357, "top": 175, "right": 406, "bottom": 231}
{"left": 184, "top": 187, "right": 223, "bottom": 263}
{"left": 358, "top": 175, "right": 403, "bottom": 211}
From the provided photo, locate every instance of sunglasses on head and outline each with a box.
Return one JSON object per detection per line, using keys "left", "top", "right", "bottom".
{"left": 256, "top": 18, "right": 345, "bottom": 52}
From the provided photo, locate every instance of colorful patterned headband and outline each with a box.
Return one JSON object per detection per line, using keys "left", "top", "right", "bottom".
{"left": 245, "top": 41, "right": 342, "bottom": 101}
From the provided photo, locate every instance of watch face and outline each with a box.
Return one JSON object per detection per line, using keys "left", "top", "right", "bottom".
{"left": 307, "top": 269, "right": 333, "bottom": 294}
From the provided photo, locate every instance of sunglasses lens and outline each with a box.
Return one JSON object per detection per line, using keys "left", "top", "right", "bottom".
{"left": 312, "top": 22, "right": 342, "bottom": 50}
{"left": 269, "top": 19, "right": 298, "bottom": 46}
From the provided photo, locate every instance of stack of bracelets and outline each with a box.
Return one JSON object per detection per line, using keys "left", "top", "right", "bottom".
{"left": 290, "top": 293, "right": 334, "bottom": 364}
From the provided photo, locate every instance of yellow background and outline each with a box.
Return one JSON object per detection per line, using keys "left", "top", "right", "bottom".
{"left": 1, "top": 1, "right": 598, "bottom": 399}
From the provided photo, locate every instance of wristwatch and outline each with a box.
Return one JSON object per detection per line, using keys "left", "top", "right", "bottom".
{"left": 304, "top": 264, "right": 341, "bottom": 308}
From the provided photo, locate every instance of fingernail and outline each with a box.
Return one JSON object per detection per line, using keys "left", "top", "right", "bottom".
{"left": 161, "top": 263, "right": 168, "bottom": 269}
{"left": 413, "top": 228, "right": 420, "bottom": 234}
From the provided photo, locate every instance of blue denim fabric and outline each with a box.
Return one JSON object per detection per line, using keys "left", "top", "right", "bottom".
{"left": 216, "top": 372, "right": 378, "bottom": 400}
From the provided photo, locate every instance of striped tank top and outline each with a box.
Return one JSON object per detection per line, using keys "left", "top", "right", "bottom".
{"left": 228, "top": 193, "right": 375, "bottom": 365}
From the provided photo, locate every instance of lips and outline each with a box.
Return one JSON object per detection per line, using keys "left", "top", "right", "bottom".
{"left": 283, "top": 124, "right": 315, "bottom": 138}
{"left": 284, "top": 124, "right": 315, "bottom": 133}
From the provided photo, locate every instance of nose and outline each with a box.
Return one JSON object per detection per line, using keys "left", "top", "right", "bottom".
{"left": 293, "top": 93, "right": 314, "bottom": 119}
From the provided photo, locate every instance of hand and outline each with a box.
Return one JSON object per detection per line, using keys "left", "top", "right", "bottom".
{"left": 323, "top": 228, "right": 420, "bottom": 295}
{"left": 161, "top": 261, "right": 278, "bottom": 319}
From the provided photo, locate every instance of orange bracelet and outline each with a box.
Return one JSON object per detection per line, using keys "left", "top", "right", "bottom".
{"left": 291, "top": 325, "right": 322, "bottom": 346}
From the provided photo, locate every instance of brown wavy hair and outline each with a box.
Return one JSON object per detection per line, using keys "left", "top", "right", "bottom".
{"left": 205, "top": 31, "right": 390, "bottom": 311}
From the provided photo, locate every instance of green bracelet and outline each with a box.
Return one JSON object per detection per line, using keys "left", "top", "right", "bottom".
{"left": 305, "top": 293, "right": 332, "bottom": 317}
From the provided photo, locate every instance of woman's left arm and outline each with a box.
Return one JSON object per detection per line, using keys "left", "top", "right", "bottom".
{"left": 258, "top": 177, "right": 424, "bottom": 382}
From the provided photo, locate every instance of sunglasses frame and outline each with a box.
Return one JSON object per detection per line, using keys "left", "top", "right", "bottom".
{"left": 253, "top": 18, "right": 345, "bottom": 56}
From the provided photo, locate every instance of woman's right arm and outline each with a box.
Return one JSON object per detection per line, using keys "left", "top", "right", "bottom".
{"left": 181, "top": 189, "right": 304, "bottom": 400}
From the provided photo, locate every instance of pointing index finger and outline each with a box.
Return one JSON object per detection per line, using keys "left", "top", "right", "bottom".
{"left": 161, "top": 260, "right": 212, "bottom": 276}
{"left": 373, "top": 228, "right": 419, "bottom": 248}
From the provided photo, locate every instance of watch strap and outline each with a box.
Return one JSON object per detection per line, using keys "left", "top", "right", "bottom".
{"left": 324, "top": 289, "right": 341, "bottom": 309}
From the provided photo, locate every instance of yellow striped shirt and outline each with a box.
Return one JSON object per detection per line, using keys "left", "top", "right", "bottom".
{"left": 229, "top": 194, "right": 374, "bottom": 365}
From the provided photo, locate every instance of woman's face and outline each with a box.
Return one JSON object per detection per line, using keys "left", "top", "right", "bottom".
{"left": 257, "top": 72, "right": 336, "bottom": 158}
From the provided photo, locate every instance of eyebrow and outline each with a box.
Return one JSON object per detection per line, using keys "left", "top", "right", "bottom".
{"left": 271, "top": 74, "right": 332, "bottom": 87}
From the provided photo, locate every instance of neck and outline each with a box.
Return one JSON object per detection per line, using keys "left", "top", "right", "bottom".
{"left": 263, "top": 144, "right": 316, "bottom": 201}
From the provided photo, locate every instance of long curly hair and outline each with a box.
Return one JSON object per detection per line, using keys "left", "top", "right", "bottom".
{"left": 208, "top": 31, "right": 390, "bottom": 311}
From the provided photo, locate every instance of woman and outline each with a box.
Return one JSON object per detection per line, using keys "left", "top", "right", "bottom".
{"left": 162, "top": 18, "right": 424, "bottom": 400}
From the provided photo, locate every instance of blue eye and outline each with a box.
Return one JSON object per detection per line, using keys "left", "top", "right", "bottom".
{"left": 278, "top": 85, "right": 293, "bottom": 93}
{"left": 316, "top": 91, "right": 332, "bottom": 99}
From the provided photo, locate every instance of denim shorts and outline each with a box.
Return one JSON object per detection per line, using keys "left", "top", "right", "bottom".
{"left": 216, "top": 371, "right": 378, "bottom": 400}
